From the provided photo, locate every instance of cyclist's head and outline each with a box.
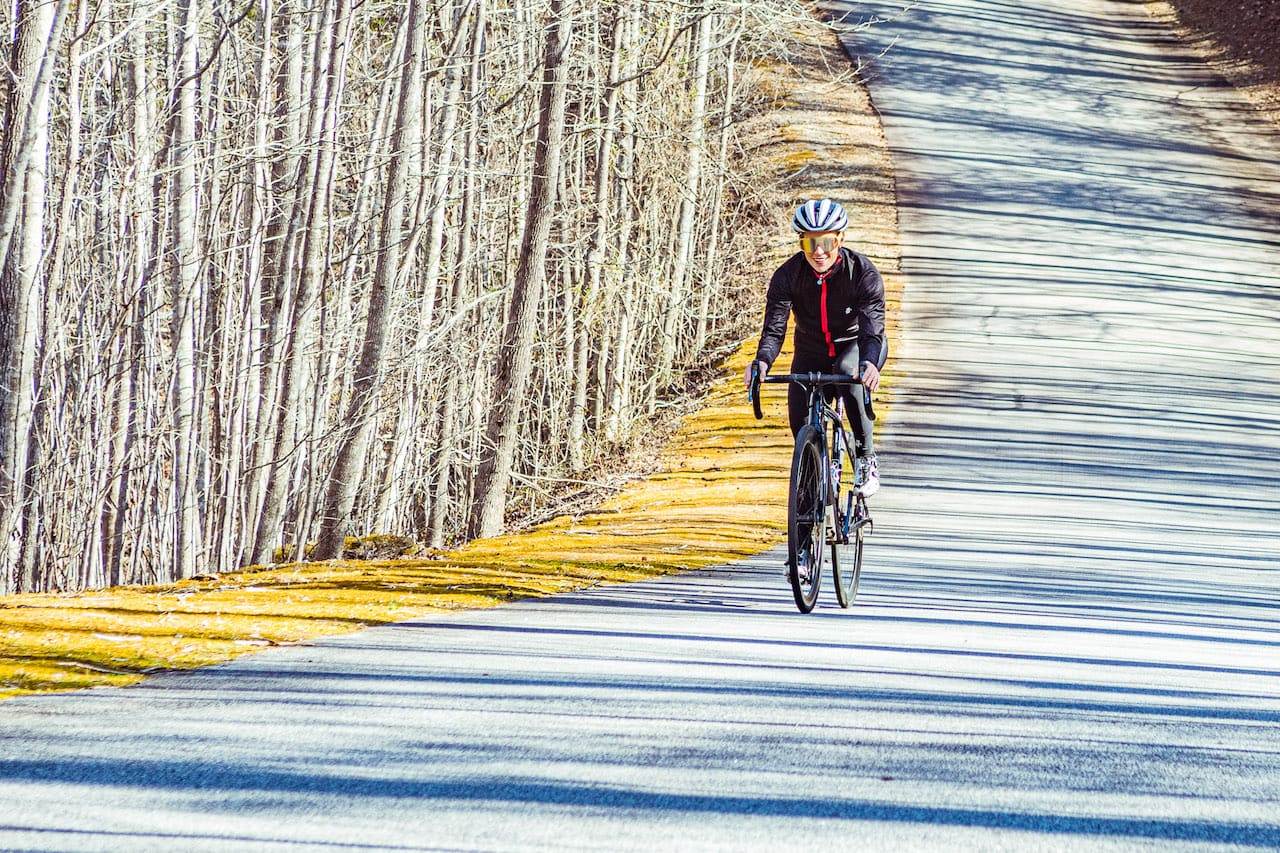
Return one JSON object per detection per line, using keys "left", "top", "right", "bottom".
{"left": 793, "top": 198, "right": 847, "bottom": 273}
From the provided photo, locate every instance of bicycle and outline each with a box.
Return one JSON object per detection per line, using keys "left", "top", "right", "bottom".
{"left": 749, "top": 367, "right": 875, "bottom": 613}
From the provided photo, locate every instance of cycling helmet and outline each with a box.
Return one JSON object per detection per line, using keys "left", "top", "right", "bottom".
{"left": 791, "top": 198, "right": 848, "bottom": 233}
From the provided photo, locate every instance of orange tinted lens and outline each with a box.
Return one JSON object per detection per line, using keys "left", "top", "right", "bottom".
{"left": 799, "top": 235, "right": 839, "bottom": 253}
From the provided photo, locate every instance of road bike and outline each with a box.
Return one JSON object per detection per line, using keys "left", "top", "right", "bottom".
{"left": 749, "top": 368, "right": 874, "bottom": 613}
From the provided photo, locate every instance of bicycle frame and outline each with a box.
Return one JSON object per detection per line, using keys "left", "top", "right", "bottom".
{"left": 752, "top": 371, "right": 859, "bottom": 509}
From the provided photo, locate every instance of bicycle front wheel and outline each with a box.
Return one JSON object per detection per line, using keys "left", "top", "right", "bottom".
{"left": 787, "top": 425, "right": 826, "bottom": 613}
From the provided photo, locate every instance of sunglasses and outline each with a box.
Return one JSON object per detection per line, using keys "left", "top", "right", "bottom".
{"left": 799, "top": 235, "right": 841, "bottom": 254}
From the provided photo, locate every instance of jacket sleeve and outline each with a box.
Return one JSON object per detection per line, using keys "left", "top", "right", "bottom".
{"left": 857, "top": 259, "right": 887, "bottom": 369}
{"left": 754, "top": 264, "right": 793, "bottom": 369}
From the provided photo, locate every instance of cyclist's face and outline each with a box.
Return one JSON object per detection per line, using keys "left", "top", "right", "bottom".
{"left": 800, "top": 231, "right": 842, "bottom": 273}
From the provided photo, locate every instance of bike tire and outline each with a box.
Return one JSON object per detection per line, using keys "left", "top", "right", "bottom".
{"left": 833, "top": 494, "right": 866, "bottom": 608}
{"left": 787, "top": 425, "right": 825, "bottom": 613}
{"left": 829, "top": 422, "right": 854, "bottom": 608}
{"left": 831, "top": 541, "right": 853, "bottom": 609}
{"left": 831, "top": 539, "right": 850, "bottom": 608}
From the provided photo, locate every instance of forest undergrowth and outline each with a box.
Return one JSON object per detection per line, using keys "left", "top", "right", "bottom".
{"left": 0, "top": 12, "right": 902, "bottom": 700}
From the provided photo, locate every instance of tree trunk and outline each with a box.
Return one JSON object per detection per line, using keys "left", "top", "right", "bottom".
{"left": 605, "top": 12, "right": 640, "bottom": 443}
{"left": 240, "top": 0, "right": 305, "bottom": 567}
{"left": 169, "top": 0, "right": 205, "bottom": 580}
{"left": 658, "top": 9, "right": 711, "bottom": 383}
{"left": 311, "top": 0, "right": 429, "bottom": 560}
{"left": 468, "top": 0, "right": 572, "bottom": 539}
{"left": 428, "top": 0, "right": 487, "bottom": 547}
{"left": 567, "top": 7, "right": 624, "bottom": 471}
{"left": 215, "top": 0, "right": 277, "bottom": 575}
{"left": 414, "top": 5, "right": 471, "bottom": 342}
{"left": 694, "top": 26, "right": 736, "bottom": 355}
{"left": 108, "top": 14, "right": 158, "bottom": 588}
{"left": 251, "top": 0, "right": 352, "bottom": 564}
{"left": 0, "top": 0, "right": 64, "bottom": 591}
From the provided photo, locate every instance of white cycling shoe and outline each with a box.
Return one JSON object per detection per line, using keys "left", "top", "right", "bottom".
{"left": 856, "top": 454, "right": 880, "bottom": 498}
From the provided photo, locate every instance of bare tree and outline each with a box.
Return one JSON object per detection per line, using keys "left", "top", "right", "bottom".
{"left": 250, "top": 0, "right": 354, "bottom": 564}
{"left": 659, "top": 8, "right": 712, "bottom": 384}
{"left": 311, "top": 0, "right": 433, "bottom": 559}
{"left": 469, "top": 0, "right": 573, "bottom": 538}
{"left": 167, "top": 0, "right": 206, "bottom": 579}
{"left": 0, "top": 0, "right": 67, "bottom": 592}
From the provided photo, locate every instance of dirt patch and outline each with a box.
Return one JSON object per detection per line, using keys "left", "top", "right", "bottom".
{"left": 0, "top": 15, "right": 901, "bottom": 700}
{"left": 1151, "top": 0, "right": 1280, "bottom": 122}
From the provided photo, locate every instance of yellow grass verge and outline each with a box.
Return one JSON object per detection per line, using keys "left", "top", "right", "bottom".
{"left": 0, "top": 14, "right": 902, "bottom": 701}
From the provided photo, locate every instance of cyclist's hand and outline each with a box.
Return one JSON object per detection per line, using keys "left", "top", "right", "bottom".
{"left": 744, "top": 360, "right": 767, "bottom": 390}
{"left": 860, "top": 361, "right": 881, "bottom": 393}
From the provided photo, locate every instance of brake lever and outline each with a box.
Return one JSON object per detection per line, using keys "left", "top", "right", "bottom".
{"left": 749, "top": 363, "right": 763, "bottom": 421}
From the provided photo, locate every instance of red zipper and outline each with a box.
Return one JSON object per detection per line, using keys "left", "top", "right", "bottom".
{"left": 818, "top": 271, "right": 835, "bottom": 356}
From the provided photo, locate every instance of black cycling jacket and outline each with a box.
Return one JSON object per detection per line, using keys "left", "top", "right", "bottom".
{"left": 754, "top": 247, "right": 886, "bottom": 370}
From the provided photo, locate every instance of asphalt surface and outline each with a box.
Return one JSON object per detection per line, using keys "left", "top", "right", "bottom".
{"left": 3, "top": 0, "right": 1279, "bottom": 850}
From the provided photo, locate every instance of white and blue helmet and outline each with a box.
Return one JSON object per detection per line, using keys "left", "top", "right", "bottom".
{"left": 791, "top": 198, "right": 848, "bottom": 233}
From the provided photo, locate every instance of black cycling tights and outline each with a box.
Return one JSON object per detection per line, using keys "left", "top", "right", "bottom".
{"left": 787, "top": 344, "right": 876, "bottom": 457}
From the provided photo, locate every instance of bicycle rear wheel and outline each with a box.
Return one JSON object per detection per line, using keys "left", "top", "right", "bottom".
{"left": 832, "top": 493, "right": 865, "bottom": 608}
{"left": 787, "top": 426, "right": 825, "bottom": 613}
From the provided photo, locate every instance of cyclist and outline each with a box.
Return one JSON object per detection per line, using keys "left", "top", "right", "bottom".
{"left": 744, "top": 198, "right": 887, "bottom": 497}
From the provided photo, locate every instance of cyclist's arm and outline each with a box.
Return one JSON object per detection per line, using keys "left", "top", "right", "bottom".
{"left": 856, "top": 259, "right": 887, "bottom": 374}
{"left": 754, "top": 265, "right": 794, "bottom": 371}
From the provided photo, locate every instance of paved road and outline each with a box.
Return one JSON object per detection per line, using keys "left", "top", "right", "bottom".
{"left": 3, "top": 1, "right": 1279, "bottom": 849}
